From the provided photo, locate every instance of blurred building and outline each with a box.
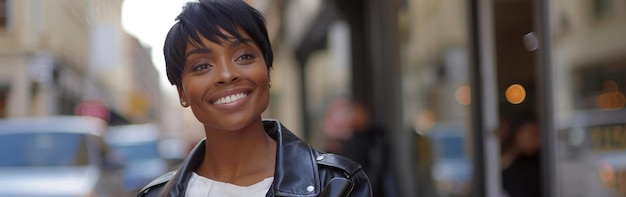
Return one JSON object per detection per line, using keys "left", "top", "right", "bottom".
{"left": 0, "top": 0, "right": 161, "bottom": 124}
{"left": 246, "top": 0, "right": 308, "bottom": 138}
{"left": 266, "top": 0, "right": 626, "bottom": 197}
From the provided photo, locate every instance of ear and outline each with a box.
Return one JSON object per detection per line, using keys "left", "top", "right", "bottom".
{"left": 177, "top": 86, "right": 188, "bottom": 107}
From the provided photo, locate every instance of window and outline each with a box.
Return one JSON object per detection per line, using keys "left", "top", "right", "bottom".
{"left": 399, "top": 0, "right": 474, "bottom": 196}
{"left": 552, "top": 0, "right": 626, "bottom": 196}
{"left": 0, "top": 133, "right": 90, "bottom": 167}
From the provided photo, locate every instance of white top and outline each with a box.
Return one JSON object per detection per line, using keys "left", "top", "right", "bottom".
{"left": 185, "top": 172, "right": 274, "bottom": 197}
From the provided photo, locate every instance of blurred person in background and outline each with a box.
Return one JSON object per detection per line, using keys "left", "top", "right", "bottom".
{"left": 340, "top": 100, "right": 397, "bottom": 197}
{"left": 321, "top": 97, "right": 355, "bottom": 154}
{"left": 137, "top": 0, "right": 371, "bottom": 196}
{"left": 500, "top": 109, "right": 542, "bottom": 197}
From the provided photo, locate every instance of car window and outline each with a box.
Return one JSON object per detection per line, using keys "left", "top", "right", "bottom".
{"left": 110, "top": 141, "right": 160, "bottom": 161}
{"left": 0, "top": 132, "right": 90, "bottom": 167}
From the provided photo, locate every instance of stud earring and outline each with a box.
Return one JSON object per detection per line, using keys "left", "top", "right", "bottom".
{"left": 269, "top": 81, "right": 272, "bottom": 88}
{"left": 181, "top": 101, "right": 188, "bottom": 107}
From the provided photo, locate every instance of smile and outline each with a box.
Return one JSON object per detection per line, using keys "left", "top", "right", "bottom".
{"left": 213, "top": 93, "right": 248, "bottom": 105}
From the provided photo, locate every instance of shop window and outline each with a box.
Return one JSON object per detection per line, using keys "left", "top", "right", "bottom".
{"left": 575, "top": 60, "right": 626, "bottom": 110}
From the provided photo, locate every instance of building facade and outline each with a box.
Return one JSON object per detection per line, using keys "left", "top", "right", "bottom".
{"left": 0, "top": 0, "right": 161, "bottom": 124}
{"left": 278, "top": 0, "right": 626, "bottom": 196}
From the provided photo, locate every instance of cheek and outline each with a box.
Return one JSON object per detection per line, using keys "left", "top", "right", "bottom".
{"left": 252, "top": 65, "right": 270, "bottom": 88}
{"left": 256, "top": 72, "right": 271, "bottom": 108}
{"left": 182, "top": 79, "right": 207, "bottom": 102}
{"left": 258, "top": 75, "right": 270, "bottom": 100}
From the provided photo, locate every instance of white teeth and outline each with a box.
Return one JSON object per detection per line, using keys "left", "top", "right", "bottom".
{"left": 214, "top": 93, "right": 247, "bottom": 105}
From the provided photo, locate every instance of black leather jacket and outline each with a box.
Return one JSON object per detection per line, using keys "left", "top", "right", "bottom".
{"left": 137, "top": 119, "right": 372, "bottom": 197}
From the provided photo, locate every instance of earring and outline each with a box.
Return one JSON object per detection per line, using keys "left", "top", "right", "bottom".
{"left": 181, "top": 101, "right": 188, "bottom": 107}
{"left": 269, "top": 82, "right": 272, "bottom": 88}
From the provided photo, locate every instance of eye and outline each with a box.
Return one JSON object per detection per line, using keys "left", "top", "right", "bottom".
{"left": 191, "top": 63, "right": 212, "bottom": 72}
{"left": 236, "top": 53, "right": 256, "bottom": 61}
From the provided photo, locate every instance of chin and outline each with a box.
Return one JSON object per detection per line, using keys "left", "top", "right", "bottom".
{"left": 209, "top": 117, "right": 262, "bottom": 132}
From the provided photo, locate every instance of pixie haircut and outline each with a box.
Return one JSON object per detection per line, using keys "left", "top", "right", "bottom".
{"left": 164, "top": 0, "right": 273, "bottom": 87}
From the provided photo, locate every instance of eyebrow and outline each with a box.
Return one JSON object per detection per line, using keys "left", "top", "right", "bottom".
{"left": 185, "top": 47, "right": 211, "bottom": 58}
{"left": 229, "top": 38, "right": 253, "bottom": 48}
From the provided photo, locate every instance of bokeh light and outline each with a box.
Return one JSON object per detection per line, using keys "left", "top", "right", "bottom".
{"left": 506, "top": 84, "right": 526, "bottom": 104}
{"left": 596, "top": 80, "right": 625, "bottom": 110}
{"left": 455, "top": 85, "right": 471, "bottom": 106}
{"left": 415, "top": 110, "right": 436, "bottom": 135}
{"left": 599, "top": 162, "right": 615, "bottom": 184}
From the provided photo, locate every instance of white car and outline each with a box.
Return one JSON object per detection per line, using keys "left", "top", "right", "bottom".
{"left": 0, "top": 116, "right": 124, "bottom": 197}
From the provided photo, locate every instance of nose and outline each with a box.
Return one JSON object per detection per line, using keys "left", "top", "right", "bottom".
{"left": 215, "top": 61, "right": 239, "bottom": 85}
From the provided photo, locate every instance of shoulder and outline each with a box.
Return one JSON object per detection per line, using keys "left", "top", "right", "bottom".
{"left": 315, "top": 153, "right": 363, "bottom": 178}
{"left": 315, "top": 153, "right": 373, "bottom": 196}
{"left": 137, "top": 171, "right": 175, "bottom": 197}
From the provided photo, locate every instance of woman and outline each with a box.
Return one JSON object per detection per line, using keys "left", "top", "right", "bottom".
{"left": 137, "top": 0, "right": 372, "bottom": 196}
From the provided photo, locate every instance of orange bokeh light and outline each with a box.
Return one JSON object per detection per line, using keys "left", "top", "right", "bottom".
{"left": 596, "top": 80, "right": 625, "bottom": 110}
{"left": 506, "top": 84, "right": 526, "bottom": 104}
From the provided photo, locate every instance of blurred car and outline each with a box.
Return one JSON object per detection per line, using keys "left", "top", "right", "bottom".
{"left": 105, "top": 124, "right": 185, "bottom": 196}
{"left": 427, "top": 123, "right": 472, "bottom": 197}
{"left": 0, "top": 115, "right": 124, "bottom": 197}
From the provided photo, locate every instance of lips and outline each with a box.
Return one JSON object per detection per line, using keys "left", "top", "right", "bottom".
{"left": 208, "top": 88, "right": 253, "bottom": 110}
{"left": 213, "top": 92, "right": 248, "bottom": 105}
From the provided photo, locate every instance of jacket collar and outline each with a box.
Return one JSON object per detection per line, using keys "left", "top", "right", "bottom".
{"left": 264, "top": 119, "right": 321, "bottom": 196}
{"left": 161, "top": 119, "right": 321, "bottom": 197}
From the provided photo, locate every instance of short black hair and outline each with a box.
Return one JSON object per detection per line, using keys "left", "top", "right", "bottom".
{"left": 163, "top": 0, "right": 273, "bottom": 87}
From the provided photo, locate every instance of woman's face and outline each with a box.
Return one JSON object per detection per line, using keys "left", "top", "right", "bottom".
{"left": 177, "top": 29, "right": 270, "bottom": 132}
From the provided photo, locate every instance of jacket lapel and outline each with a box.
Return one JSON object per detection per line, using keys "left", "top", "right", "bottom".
{"left": 159, "top": 139, "right": 205, "bottom": 197}
{"left": 264, "top": 119, "right": 321, "bottom": 196}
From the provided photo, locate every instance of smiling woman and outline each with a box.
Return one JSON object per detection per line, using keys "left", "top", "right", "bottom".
{"left": 178, "top": 30, "right": 271, "bottom": 132}
{"left": 136, "top": 1, "right": 372, "bottom": 197}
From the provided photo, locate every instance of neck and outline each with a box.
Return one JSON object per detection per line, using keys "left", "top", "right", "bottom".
{"left": 197, "top": 120, "right": 277, "bottom": 186}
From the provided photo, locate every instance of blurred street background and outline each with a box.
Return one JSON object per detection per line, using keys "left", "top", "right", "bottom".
{"left": 1, "top": 0, "right": 626, "bottom": 196}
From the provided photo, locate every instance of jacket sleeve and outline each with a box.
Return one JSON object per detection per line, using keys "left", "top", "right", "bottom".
{"left": 316, "top": 153, "right": 373, "bottom": 197}
{"left": 347, "top": 169, "right": 373, "bottom": 197}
